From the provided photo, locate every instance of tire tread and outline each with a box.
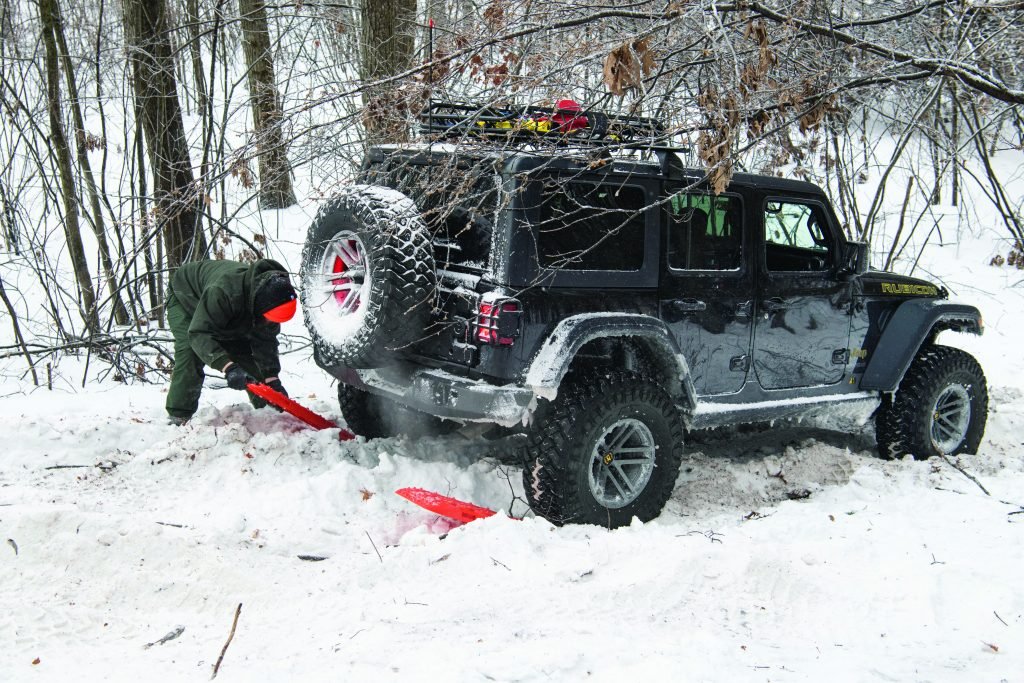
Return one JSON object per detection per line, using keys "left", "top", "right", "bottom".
{"left": 875, "top": 345, "right": 988, "bottom": 459}
{"left": 523, "top": 370, "right": 685, "bottom": 527}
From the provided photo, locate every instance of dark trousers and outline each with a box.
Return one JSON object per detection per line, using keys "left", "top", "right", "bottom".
{"left": 165, "top": 293, "right": 267, "bottom": 419}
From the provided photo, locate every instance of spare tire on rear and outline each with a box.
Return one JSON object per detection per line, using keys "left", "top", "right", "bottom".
{"left": 301, "top": 185, "right": 436, "bottom": 368}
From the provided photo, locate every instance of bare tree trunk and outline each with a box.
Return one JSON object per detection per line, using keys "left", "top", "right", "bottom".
{"left": 51, "top": 0, "right": 130, "bottom": 325}
{"left": 132, "top": 83, "right": 162, "bottom": 322}
{"left": 238, "top": 0, "right": 296, "bottom": 208}
{"left": 0, "top": 1, "right": 12, "bottom": 254}
{"left": 0, "top": 0, "right": 13, "bottom": 58}
{"left": 184, "top": 0, "right": 209, "bottom": 133}
{"left": 929, "top": 86, "right": 943, "bottom": 206}
{"left": 184, "top": 0, "right": 210, "bottom": 223}
{"left": 360, "top": 0, "right": 418, "bottom": 144}
{"left": 38, "top": 0, "right": 99, "bottom": 331}
{"left": 950, "top": 81, "right": 960, "bottom": 207}
{"left": 122, "top": 0, "right": 205, "bottom": 269}
{"left": 0, "top": 178, "right": 17, "bottom": 253}
{"left": 0, "top": 274, "right": 38, "bottom": 386}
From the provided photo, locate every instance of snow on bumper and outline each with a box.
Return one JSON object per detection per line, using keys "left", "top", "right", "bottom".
{"left": 338, "top": 366, "right": 535, "bottom": 426}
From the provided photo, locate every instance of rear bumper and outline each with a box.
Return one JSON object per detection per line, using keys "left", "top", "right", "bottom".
{"left": 332, "top": 365, "right": 535, "bottom": 426}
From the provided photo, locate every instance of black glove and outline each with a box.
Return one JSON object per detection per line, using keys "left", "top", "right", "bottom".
{"left": 265, "top": 378, "right": 288, "bottom": 398}
{"left": 225, "top": 363, "right": 255, "bottom": 391}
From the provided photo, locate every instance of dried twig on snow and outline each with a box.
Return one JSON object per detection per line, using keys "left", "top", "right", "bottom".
{"left": 365, "top": 531, "right": 383, "bottom": 563}
{"left": 680, "top": 530, "right": 724, "bottom": 544}
{"left": 940, "top": 455, "right": 990, "bottom": 496}
{"left": 211, "top": 603, "right": 242, "bottom": 680}
{"left": 144, "top": 625, "right": 185, "bottom": 649}
{"left": 496, "top": 465, "right": 528, "bottom": 518}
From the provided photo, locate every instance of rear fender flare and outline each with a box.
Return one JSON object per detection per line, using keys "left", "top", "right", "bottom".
{"left": 522, "top": 313, "right": 696, "bottom": 404}
{"left": 861, "top": 299, "right": 983, "bottom": 391}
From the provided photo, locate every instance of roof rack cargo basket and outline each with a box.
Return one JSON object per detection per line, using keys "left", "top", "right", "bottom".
{"left": 420, "top": 100, "right": 668, "bottom": 147}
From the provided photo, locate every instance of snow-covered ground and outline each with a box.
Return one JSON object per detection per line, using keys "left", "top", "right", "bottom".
{"left": 2, "top": 228, "right": 1023, "bottom": 681}
{"left": 2, "top": 379, "right": 1022, "bottom": 681}
{"left": 1, "top": 117, "right": 1023, "bottom": 679}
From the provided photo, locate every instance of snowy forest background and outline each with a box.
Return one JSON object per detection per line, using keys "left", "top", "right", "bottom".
{"left": 2, "top": 2, "right": 1024, "bottom": 680}
{"left": 0, "top": 0, "right": 1022, "bottom": 384}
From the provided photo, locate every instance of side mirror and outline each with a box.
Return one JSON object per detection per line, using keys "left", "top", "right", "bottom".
{"left": 839, "top": 241, "right": 868, "bottom": 277}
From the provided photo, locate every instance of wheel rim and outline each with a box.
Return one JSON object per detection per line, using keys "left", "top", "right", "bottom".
{"left": 587, "top": 418, "right": 657, "bottom": 509}
{"left": 930, "top": 384, "right": 971, "bottom": 453}
{"left": 320, "top": 231, "right": 368, "bottom": 317}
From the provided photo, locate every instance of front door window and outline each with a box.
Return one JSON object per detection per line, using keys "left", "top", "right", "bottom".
{"left": 764, "top": 201, "right": 834, "bottom": 272}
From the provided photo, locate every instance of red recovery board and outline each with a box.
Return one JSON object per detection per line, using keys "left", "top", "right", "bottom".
{"left": 247, "top": 382, "right": 355, "bottom": 440}
{"left": 395, "top": 487, "right": 499, "bottom": 524}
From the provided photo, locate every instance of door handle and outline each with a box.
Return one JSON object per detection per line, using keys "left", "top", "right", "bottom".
{"left": 670, "top": 298, "right": 707, "bottom": 312}
{"left": 761, "top": 297, "right": 787, "bottom": 312}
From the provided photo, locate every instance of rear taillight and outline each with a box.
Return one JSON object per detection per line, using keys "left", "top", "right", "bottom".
{"left": 475, "top": 298, "right": 522, "bottom": 346}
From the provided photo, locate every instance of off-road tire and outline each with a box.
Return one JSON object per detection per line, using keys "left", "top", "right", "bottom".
{"left": 523, "top": 370, "right": 685, "bottom": 527}
{"left": 301, "top": 186, "right": 435, "bottom": 368}
{"left": 338, "top": 384, "right": 459, "bottom": 439}
{"left": 875, "top": 345, "right": 988, "bottom": 460}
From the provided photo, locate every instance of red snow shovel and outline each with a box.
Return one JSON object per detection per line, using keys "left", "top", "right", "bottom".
{"left": 395, "top": 487, "right": 499, "bottom": 525}
{"left": 247, "top": 382, "right": 355, "bottom": 441}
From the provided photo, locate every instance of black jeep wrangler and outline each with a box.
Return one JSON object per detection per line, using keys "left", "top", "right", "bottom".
{"left": 301, "top": 102, "right": 987, "bottom": 527}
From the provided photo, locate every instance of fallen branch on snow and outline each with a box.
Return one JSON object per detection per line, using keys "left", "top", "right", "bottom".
{"left": 940, "top": 455, "right": 990, "bottom": 496}
{"left": 144, "top": 626, "right": 185, "bottom": 649}
{"left": 211, "top": 603, "right": 242, "bottom": 680}
{"left": 365, "top": 531, "right": 383, "bottom": 563}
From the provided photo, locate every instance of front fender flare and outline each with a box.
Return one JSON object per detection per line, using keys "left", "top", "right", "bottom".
{"left": 860, "top": 299, "right": 982, "bottom": 391}
{"left": 522, "top": 313, "right": 695, "bottom": 402}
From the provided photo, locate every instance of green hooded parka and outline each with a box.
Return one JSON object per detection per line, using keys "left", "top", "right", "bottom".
{"left": 166, "top": 259, "right": 290, "bottom": 419}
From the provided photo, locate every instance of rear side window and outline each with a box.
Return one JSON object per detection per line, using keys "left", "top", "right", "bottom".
{"left": 668, "top": 193, "right": 742, "bottom": 270}
{"left": 536, "top": 181, "right": 645, "bottom": 271}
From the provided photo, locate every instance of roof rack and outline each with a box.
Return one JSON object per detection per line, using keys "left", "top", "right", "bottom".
{"left": 420, "top": 100, "right": 670, "bottom": 148}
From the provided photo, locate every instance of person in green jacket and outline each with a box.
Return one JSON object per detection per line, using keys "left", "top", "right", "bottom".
{"left": 165, "top": 258, "right": 298, "bottom": 424}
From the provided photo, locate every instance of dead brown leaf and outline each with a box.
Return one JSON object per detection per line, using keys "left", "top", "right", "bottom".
{"left": 603, "top": 39, "right": 656, "bottom": 96}
{"left": 747, "top": 109, "right": 772, "bottom": 138}
{"left": 229, "top": 157, "right": 254, "bottom": 189}
{"left": 360, "top": 488, "right": 374, "bottom": 501}
{"left": 482, "top": 0, "right": 505, "bottom": 29}
{"left": 665, "top": 0, "right": 692, "bottom": 18}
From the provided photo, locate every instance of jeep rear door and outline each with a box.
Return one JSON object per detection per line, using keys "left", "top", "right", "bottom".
{"left": 660, "top": 187, "right": 753, "bottom": 395}
{"left": 752, "top": 197, "right": 853, "bottom": 389}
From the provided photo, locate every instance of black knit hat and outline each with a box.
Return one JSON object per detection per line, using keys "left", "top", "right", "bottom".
{"left": 254, "top": 272, "right": 297, "bottom": 315}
